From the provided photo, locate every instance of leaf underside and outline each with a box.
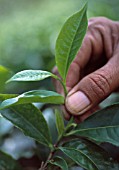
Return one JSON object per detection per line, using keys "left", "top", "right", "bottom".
{"left": 7, "top": 70, "right": 57, "bottom": 83}
{"left": 0, "top": 90, "right": 64, "bottom": 109}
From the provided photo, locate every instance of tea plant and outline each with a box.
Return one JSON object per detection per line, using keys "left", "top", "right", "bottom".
{"left": 0, "top": 2, "right": 119, "bottom": 170}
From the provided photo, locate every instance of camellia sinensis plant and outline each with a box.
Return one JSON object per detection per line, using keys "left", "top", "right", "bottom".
{"left": 0, "top": 2, "right": 119, "bottom": 170}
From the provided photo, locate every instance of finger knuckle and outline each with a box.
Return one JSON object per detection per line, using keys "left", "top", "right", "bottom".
{"left": 88, "top": 17, "right": 110, "bottom": 34}
{"left": 88, "top": 72, "right": 111, "bottom": 98}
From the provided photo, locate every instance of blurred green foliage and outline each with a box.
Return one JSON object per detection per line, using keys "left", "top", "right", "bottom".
{"left": 0, "top": 0, "right": 118, "bottom": 94}
{"left": 88, "top": 0, "right": 119, "bottom": 19}
{"left": 0, "top": 65, "right": 11, "bottom": 92}
{"left": 0, "top": 0, "right": 118, "bottom": 74}
{"left": 0, "top": 0, "right": 84, "bottom": 72}
{"left": 0, "top": 0, "right": 86, "bottom": 93}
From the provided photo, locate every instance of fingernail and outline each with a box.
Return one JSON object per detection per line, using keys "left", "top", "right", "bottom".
{"left": 66, "top": 91, "right": 90, "bottom": 115}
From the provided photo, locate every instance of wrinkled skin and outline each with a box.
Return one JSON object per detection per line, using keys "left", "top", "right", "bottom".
{"left": 53, "top": 17, "right": 119, "bottom": 122}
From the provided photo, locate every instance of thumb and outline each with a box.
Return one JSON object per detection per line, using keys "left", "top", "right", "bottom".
{"left": 65, "top": 60, "right": 119, "bottom": 116}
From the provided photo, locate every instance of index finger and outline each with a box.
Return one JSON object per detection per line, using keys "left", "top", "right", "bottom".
{"left": 66, "top": 34, "right": 92, "bottom": 89}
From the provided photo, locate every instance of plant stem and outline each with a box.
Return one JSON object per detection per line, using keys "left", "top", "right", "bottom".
{"left": 39, "top": 77, "right": 71, "bottom": 169}
{"left": 39, "top": 125, "right": 68, "bottom": 170}
{"left": 57, "top": 77, "right": 68, "bottom": 96}
{"left": 52, "top": 74, "right": 68, "bottom": 96}
{"left": 40, "top": 150, "right": 54, "bottom": 170}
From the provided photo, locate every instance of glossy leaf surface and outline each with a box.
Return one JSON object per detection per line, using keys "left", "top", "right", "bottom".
{"left": 55, "top": 109, "right": 65, "bottom": 137}
{"left": 70, "top": 104, "right": 119, "bottom": 146}
{"left": 0, "top": 103, "right": 52, "bottom": 147}
{"left": 64, "top": 139, "right": 119, "bottom": 170}
{"left": 7, "top": 70, "right": 57, "bottom": 83}
{"left": 55, "top": 4, "right": 87, "bottom": 83}
{"left": 59, "top": 147, "right": 97, "bottom": 170}
{"left": 49, "top": 156, "right": 68, "bottom": 170}
{"left": 0, "top": 151, "right": 22, "bottom": 170}
{"left": 0, "top": 90, "right": 64, "bottom": 109}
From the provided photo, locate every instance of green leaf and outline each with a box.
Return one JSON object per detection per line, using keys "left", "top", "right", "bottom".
{"left": 55, "top": 109, "right": 65, "bottom": 137}
{"left": 6, "top": 70, "right": 68, "bottom": 95}
{"left": 64, "top": 139, "right": 119, "bottom": 170}
{"left": 49, "top": 156, "right": 68, "bottom": 170}
{"left": 59, "top": 147, "right": 97, "bottom": 170}
{"left": 69, "top": 103, "right": 119, "bottom": 146}
{"left": 0, "top": 150, "right": 22, "bottom": 170}
{"left": 0, "top": 90, "right": 64, "bottom": 109}
{"left": 0, "top": 103, "right": 52, "bottom": 148}
{"left": 7, "top": 70, "right": 58, "bottom": 83}
{"left": 0, "top": 94, "right": 18, "bottom": 101}
{"left": 55, "top": 3, "right": 88, "bottom": 83}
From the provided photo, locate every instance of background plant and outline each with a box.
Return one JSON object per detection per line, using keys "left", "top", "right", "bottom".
{"left": 0, "top": 0, "right": 119, "bottom": 94}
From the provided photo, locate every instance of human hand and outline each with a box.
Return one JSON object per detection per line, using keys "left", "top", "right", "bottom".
{"left": 53, "top": 17, "right": 119, "bottom": 122}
